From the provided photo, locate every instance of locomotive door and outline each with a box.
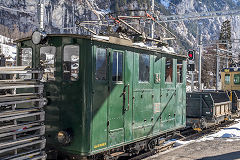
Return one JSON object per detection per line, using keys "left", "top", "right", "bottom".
{"left": 132, "top": 53, "right": 154, "bottom": 139}
{"left": 160, "top": 57, "right": 177, "bottom": 130}
{"left": 60, "top": 45, "right": 81, "bottom": 131}
{"left": 175, "top": 60, "right": 187, "bottom": 126}
{"left": 108, "top": 50, "right": 125, "bottom": 146}
{"left": 40, "top": 45, "right": 62, "bottom": 143}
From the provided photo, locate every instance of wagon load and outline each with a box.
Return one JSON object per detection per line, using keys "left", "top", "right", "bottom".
{"left": 186, "top": 92, "right": 232, "bottom": 131}
{"left": 0, "top": 66, "right": 46, "bottom": 160}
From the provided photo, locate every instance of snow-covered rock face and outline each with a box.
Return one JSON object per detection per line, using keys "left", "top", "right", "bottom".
{"left": 161, "top": 0, "right": 240, "bottom": 51}
{"left": 0, "top": 0, "right": 239, "bottom": 50}
{"left": 176, "top": 0, "right": 195, "bottom": 14}
{"left": 0, "top": 0, "right": 109, "bottom": 36}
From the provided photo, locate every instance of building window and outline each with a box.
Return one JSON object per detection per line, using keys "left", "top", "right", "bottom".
{"left": 225, "top": 74, "right": 230, "bottom": 84}
{"left": 63, "top": 45, "right": 79, "bottom": 81}
{"left": 177, "top": 60, "right": 183, "bottom": 83}
{"left": 96, "top": 48, "right": 107, "bottom": 81}
{"left": 234, "top": 74, "right": 240, "bottom": 84}
{"left": 165, "top": 58, "right": 173, "bottom": 82}
{"left": 112, "top": 51, "right": 123, "bottom": 82}
{"left": 20, "top": 48, "right": 32, "bottom": 67}
{"left": 40, "top": 46, "right": 56, "bottom": 81}
{"left": 139, "top": 54, "right": 150, "bottom": 82}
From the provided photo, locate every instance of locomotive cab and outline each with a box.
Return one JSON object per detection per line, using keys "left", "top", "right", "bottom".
{"left": 16, "top": 35, "right": 85, "bottom": 158}
{"left": 16, "top": 34, "right": 187, "bottom": 159}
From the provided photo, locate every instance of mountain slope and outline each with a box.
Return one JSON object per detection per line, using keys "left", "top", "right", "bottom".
{"left": 0, "top": 0, "right": 239, "bottom": 52}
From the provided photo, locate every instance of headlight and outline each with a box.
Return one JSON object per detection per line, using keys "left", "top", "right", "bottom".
{"left": 57, "top": 131, "right": 71, "bottom": 145}
{"left": 32, "top": 31, "right": 47, "bottom": 45}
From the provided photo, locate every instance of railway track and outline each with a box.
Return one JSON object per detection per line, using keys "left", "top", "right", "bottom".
{"left": 125, "top": 120, "right": 237, "bottom": 160}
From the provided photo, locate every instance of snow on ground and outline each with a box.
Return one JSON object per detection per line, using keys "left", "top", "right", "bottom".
{"left": 166, "top": 119, "right": 240, "bottom": 148}
{"left": 174, "top": 139, "right": 194, "bottom": 147}
{"left": 197, "top": 119, "right": 240, "bottom": 142}
{"left": 163, "top": 139, "right": 194, "bottom": 148}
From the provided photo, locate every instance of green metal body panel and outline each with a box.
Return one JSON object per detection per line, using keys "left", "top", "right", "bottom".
{"left": 16, "top": 35, "right": 187, "bottom": 157}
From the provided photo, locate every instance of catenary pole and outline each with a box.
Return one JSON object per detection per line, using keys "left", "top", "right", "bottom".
{"left": 216, "top": 44, "right": 220, "bottom": 90}
{"left": 39, "top": 0, "right": 44, "bottom": 31}
{"left": 151, "top": 0, "right": 154, "bottom": 39}
{"left": 198, "top": 33, "right": 202, "bottom": 91}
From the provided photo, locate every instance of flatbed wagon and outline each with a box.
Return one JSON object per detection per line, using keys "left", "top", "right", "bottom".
{"left": 187, "top": 92, "right": 231, "bottom": 131}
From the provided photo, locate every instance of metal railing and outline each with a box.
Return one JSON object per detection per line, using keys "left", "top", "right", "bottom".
{"left": 0, "top": 66, "right": 46, "bottom": 160}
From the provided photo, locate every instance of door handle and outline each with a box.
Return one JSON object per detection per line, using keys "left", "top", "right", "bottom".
{"left": 127, "top": 84, "right": 130, "bottom": 111}
{"left": 120, "top": 84, "right": 128, "bottom": 97}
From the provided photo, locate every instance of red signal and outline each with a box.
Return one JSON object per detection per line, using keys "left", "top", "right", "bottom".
{"left": 188, "top": 50, "right": 194, "bottom": 60}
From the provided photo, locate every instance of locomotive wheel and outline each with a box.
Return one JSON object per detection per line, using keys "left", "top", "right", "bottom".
{"left": 148, "top": 139, "right": 156, "bottom": 151}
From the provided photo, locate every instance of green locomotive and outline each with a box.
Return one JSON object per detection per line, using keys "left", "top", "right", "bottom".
{"left": 16, "top": 33, "right": 187, "bottom": 159}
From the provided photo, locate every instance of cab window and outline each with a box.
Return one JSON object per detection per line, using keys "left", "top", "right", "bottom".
{"left": 63, "top": 45, "right": 79, "bottom": 81}
{"left": 40, "top": 46, "right": 56, "bottom": 81}
{"left": 139, "top": 54, "right": 150, "bottom": 82}
{"left": 177, "top": 60, "right": 183, "bottom": 83}
{"left": 225, "top": 74, "right": 230, "bottom": 84}
{"left": 20, "top": 48, "right": 32, "bottom": 67}
{"left": 19, "top": 48, "right": 32, "bottom": 80}
{"left": 165, "top": 58, "right": 173, "bottom": 82}
{"left": 234, "top": 74, "right": 240, "bottom": 84}
{"left": 96, "top": 48, "right": 107, "bottom": 81}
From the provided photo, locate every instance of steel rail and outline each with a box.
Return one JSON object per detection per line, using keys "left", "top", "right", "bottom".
{"left": 126, "top": 120, "right": 236, "bottom": 160}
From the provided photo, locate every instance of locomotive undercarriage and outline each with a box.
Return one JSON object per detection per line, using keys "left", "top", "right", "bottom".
{"left": 53, "top": 131, "right": 178, "bottom": 160}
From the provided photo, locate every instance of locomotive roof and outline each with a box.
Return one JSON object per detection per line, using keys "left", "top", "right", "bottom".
{"left": 15, "top": 34, "right": 187, "bottom": 58}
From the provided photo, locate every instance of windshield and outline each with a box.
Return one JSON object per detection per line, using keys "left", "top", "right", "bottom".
{"left": 20, "top": 48, "right": 32, "bottom": 67}
{"left": 18, "top": 48, "right": 32, "bottom": 79}
{"left": 63, "top": 45, "right": 79, "bottom": 81}
{"left": 40, "top": 46, "right": 56, "bottom": 81}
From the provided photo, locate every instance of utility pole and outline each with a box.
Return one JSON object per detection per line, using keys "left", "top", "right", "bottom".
{"left": 150, "top": 0, "right": 154, "bottom": 39}
{"left": 198, "top": 34, "right": 202, "bottom": 91}
{"left": 72, "top": 0, "right": 75, "bottom": 33}
{"left": 39, "top": 0, "right": 45, "bottom": 31}
{"left": 191, "top": 71, "right": 194, "bottom": 92}
{"left": 226, "top": 40, "right": 229, "bottom": 68}
{"left": 216, "top": 43, "right": 220, "bottom": 90}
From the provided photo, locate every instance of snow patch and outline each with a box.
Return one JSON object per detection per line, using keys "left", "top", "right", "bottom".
{"left": 197, "top": 119, "right": 240, "bottom": 142}
{"left": 161, "top": 0, "right": 170, "bottom": 8}
{"left": 232, "top": 0, "right": 239, "bottom": 4}
{"left": 133, "top": 42, "right": 147, "bottom": 48}
{"left": 160, "top": 46, "right": 175, "bottom": 53}
{"left": 174, "top": 140, "right": 194, "bottom": 147}
{"left": 93, "top": 35, "right": 109, "bottom": 41}
{"left": 164, "top": 139, "right": 194, "bottom": 148}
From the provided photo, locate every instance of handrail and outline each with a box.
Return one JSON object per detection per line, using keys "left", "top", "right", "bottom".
{"left": 127, "top": 84, "right": 130, "bottom": 111}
